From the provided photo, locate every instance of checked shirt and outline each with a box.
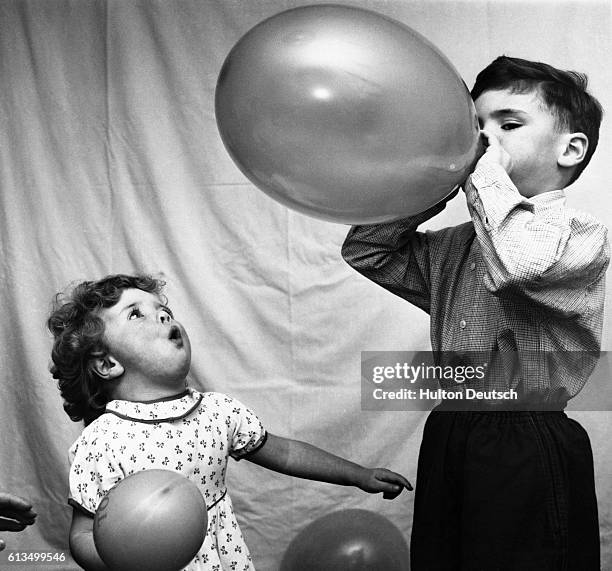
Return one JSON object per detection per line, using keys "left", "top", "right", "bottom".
{"left": 342, "top": 161, "right": 610, "bottom": 406}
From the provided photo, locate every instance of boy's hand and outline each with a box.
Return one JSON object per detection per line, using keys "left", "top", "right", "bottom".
{"left": 357, "top": 468, "right": 413, "bottom": 499}
{"left": 478, "top": 130, "right": 513, "bottom": 173}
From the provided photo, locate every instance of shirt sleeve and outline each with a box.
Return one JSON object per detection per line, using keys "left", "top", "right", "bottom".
{"left": 68, "top": 423, "right": 123, "bottom": 516}
{"left": 215, "top": 394, "right": 267, "bottom": 461}
{"left": 340, "top": 198, "right": 453, "bottom": 314}
{"left": 465, "top": 159, "right": 610, "bottom": 315}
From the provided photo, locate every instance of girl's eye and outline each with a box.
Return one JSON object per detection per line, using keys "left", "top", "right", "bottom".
{"left": 128, "top": 308, "right": 143, "bottom": 320}
{"left": 502, "top": 122, "right": 521, "bottom": 130}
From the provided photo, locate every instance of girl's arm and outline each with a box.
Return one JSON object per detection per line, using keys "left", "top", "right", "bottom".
{"left": 69, "top": 509, "right": 110, "bottom": 571}
{"left": 246, "top": 433, "right": 412, "bottom": 498}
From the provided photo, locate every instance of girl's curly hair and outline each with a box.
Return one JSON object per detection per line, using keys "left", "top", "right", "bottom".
{"left": 47, "top": 274, "right": 166, "bottom": 425}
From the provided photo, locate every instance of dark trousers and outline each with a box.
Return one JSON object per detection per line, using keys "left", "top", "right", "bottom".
{"left": 410, "top": 409, "right": 600, "bottom": 570}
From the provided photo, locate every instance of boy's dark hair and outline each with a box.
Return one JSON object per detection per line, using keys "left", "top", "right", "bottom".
{"left": 471, "top": 55, "right": 603, "bottom": 185}
{"left": 47, "top": 274, "right": 166, "bottom": 426}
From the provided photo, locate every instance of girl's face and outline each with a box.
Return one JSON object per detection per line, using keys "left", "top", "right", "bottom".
{"left": 99, "top": 288, "right": 191, "bottom": 389}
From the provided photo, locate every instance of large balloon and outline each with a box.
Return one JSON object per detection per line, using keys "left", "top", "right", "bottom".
{"left": 280, "top": 509, "right": 410, "bottom": 570}
{"left": 215, "top": 4, "right": 480, "bottom": 224}
{"left": 93, "top": 470, "right": 208, "bottom": 571}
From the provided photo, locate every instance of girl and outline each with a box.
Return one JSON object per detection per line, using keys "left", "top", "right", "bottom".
{"left": 48, "top": 274, "right": 411, "bottom": 571}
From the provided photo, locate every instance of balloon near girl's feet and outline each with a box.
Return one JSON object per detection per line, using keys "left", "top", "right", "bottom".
{"left": 281, "top": 509, "right": 410, "bottom": 570}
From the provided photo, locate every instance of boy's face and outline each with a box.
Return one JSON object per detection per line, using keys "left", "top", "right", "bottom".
{"left": 99, "top": 288, "right": 191, "bottom": 387}
{"left": 474, "top": 88, "right": 568, "bottom": 196}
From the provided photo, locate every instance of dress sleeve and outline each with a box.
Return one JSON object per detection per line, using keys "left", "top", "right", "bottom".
{"left": 215, "top": 394, "right": 267, "bottom": 461}
{"left": 340, "top": 198, "right": 453, "bottom": 314}
{"left": 68, "top": 422, "right": 123, "bottom": 516}
{"left": 466, "top": 160, "right": 610, "bottom": 315}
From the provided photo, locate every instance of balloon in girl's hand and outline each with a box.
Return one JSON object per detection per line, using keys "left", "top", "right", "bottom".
{"left": 93, "top": 470, "right": 207, "bottom": 571}
{"left": 280, "top": 509, "right": 410, "bottom": 570}
{"left": 215, "top": 4, "right": 480, "bottom": 224}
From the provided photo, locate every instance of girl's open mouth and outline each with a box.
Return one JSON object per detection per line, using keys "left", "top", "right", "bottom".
{"left": 168, "top": 325, "right": 183, "bottom": 347}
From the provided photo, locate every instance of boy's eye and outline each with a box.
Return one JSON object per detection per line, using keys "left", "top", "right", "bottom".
{"left": 501, "top": 122, "right": 521, "bottom": 130}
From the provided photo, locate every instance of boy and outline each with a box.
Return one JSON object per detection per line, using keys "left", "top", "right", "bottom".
{"left": 342, "top": 56, "right": 609, "bottom": 569}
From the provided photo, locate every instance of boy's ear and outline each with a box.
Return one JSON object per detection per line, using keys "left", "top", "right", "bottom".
{"left": 92, "top": 354, "right": 124, "bottom": 381}
{"left": 558, "top": 132, "right": 588, "bottom": 168}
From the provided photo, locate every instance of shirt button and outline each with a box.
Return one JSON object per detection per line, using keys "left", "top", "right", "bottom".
{"left": 460, "top": 319, "right": 467, "bottom": 329}
{"left": 470, "top": 262, "right": 476, "bottom": 271}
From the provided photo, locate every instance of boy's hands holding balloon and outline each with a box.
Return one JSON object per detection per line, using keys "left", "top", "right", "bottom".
{"left": 356, "top": 468, "right": 413, "bottom": 499}
{"left": 460, "top": 130, "right": 511, "bottom": 192}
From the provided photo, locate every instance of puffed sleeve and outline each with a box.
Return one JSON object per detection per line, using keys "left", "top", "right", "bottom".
{"left": 68, "top": 419, "right": 123, "bottom": 516}
{"left": 213, "top": 393, "right": 267, "bottom": 461}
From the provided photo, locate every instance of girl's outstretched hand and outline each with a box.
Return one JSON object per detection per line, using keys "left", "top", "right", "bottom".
{"left": 357, "top": 468, "right": 413, "bottom": 499}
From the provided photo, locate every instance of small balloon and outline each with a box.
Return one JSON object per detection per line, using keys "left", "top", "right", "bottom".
{"left": 280, "top": 509, "right": 410, "bottom": 570}
{"left": 216, "top": 4, "right": 479, "bottom": 224}
{"left": 93, "top": 470, "right": 207, "bottom": 571}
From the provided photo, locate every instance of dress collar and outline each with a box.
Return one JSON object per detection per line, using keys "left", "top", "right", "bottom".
{"left": 105, "top": 388, "right": 203, "bottom": 423}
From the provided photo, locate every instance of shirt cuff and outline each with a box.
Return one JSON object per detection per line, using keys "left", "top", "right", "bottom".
{"left": 466, "top": 160, "right": 530, "bottom": 229}
{"left": 469, "top": 159, "right": 515, "bottom": 191}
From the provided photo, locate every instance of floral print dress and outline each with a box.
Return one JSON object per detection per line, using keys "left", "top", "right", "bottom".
{"left": 68, "top": 389, "right": 267, "bottom": 570}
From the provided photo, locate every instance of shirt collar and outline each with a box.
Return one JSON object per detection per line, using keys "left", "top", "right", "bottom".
{"left": 462, "top": 189, "right": 566, "bottom": 247}
{"left": 105, "top": 388, "right": 203, "bottom": 423}
{"left": 528, "top": 189, "right": 566, "bottom": 206}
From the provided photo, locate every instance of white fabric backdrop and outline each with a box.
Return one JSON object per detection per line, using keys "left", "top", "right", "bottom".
{"left": 1, "top": 1, "right": 611, "bottom": 569}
